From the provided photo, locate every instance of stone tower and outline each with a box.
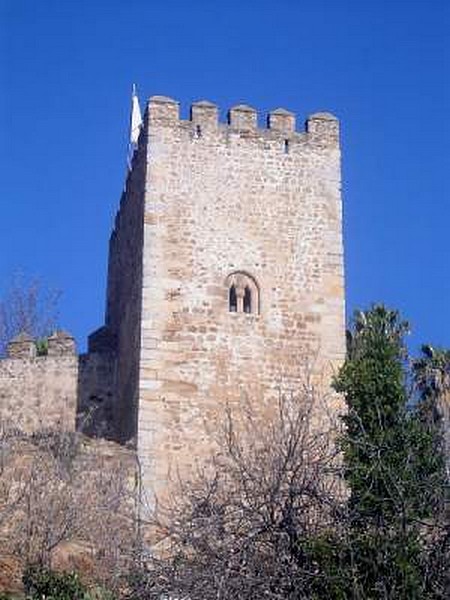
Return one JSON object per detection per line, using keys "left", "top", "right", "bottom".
{"left": 88, "top": 95, "right": 346, "bottom": 500}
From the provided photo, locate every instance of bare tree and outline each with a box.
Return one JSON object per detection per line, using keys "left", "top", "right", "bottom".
{"left": 0, "top": 424, "right": 137, "bottom": 594}
{"left": 132, "top": 379, "right": 346, "bottom": 600}
{"left": 0, "top": 273, "right": 61, "bottom": 356}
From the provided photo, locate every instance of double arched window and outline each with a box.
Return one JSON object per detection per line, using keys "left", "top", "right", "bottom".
{"left": 226, "top": 272, "right": 259, "bottom": 315}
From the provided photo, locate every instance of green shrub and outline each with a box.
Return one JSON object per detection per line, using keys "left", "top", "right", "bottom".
{"left": 23, "top": 566, "right": 88, "bottom": 600}
{"left": 35, "top": 338, "right": 48, "bottom": 356}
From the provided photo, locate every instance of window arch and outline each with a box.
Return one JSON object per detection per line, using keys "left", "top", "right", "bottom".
{"left": 226, "top": 272, "right": 259, "bottom": 315}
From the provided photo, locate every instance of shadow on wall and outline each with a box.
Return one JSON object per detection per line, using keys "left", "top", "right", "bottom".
{"left": 77, "top": 326, "right": 120, "bottom": 442}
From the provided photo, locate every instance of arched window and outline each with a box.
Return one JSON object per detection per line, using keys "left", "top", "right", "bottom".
{"left": 229, "top": 284, "right": 237, "bottom": 312}
{"left": 243, "top": 286, "right": 252, "bottom": 313}
{"left": 226, "top": 272, "right": 259, "bottom": 315}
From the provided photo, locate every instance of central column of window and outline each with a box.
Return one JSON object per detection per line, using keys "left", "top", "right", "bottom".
{"left": 227, "top": 273, "right": 259, "bottom": 315}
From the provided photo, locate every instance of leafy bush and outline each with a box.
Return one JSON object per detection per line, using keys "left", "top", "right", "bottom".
{"left": 35, "top": 338, "right": 48, "bottom": 356}
{"left": 23, "top": 566, "right": 89, "bottom": 600}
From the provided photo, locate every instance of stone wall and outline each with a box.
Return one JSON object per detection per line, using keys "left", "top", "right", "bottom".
{"left": 0, "top": 333, "right": 120, "bottom": 439}
{"left": 95, "top": 126, "right": 147, "bottom": 444}
{"left": 0, "top": 94, "right": 346, "bottom": 504}
{"left": 77, "top": 351, "right": 117, "bottom": 439}
{"left": 136, "top": 97, "right": 346, "bottom": 499}
{"left": 0, "top": 332, "right": 78, "bottom": 432}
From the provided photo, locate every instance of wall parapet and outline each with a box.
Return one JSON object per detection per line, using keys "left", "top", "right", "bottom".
{"left": 0, "top": 330, "right": 78, "bottom": 433}
{"left": 5, "top": 330, "right": 76, "bottom": 360}
{"left": 268, "top": 108, "right": 296, "bottom": 133}
{"left": 7, "top": 332, "right": 36, "bottom": 359}
{"left": 48, "top": 331, "right": 76, "bottom": 356}
{"left": 306, "top": 112, "right": 339, "bottom": 144}
{"left": 228, "top": 104, "right": 257, "bottom": 130}
{"left": 145, "top": 95, "right": 339, "bottom": 144}
{"left": 190, "top": 100, "right": 218, "bottom": 132}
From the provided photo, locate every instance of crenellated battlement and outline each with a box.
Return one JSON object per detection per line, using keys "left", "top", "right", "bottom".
{"left": 0, "top": 86, "right": 346, "bottom": 505}
{"left": 145, "top": 95, "right": 339, "bottom": 144}
{"left": 5, "top": 330, "right": 76, "bottom": 360}
{"left": 0, "top": 330, "right": 78, "bottom": 433}
{"left": 132, "top": 90, "right": 345, "bottom": 501}
{"left": 190, "top": 100, "right": 218, "bottom": 132}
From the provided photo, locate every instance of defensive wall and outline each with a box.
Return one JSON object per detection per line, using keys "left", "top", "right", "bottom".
{"left": 0, "top": 96, "right": 346, "bottom": 504}
{"left": 0, "top": 332, "right": 78, "bottom": 432}
{"left": 131, "top": 97, "right": 345, "bottom": 499}
{"left": 0, "top": 331, "right": 116, "bottom": 437}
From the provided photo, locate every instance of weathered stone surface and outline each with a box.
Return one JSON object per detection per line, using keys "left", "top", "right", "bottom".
{"left": 133, "top": 99, "right": 346, "bottom": 501}
{"left": 7, "top": 332, "right": 36, "bottom": 359}
{"left": 0, "top": 353, "right": 77, "bottom": 432}
{"left": 47, "top": 330, "right": 76, "bottom": 356}
{"left": 267, "top": 108, "right": 296, "bottom": 132}
{"left": 228, "top": 104, "right": 258, "bottom": 129}
{"left": 0, "top": 95, "right": 346, "bottom": 506}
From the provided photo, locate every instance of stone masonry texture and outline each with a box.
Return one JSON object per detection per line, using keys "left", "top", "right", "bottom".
{"left": 0, "top": 333, "right": 78, "bottom": 432}
{"left": 0, "top": 95, "right": 346, "bottom": 505}
{"left": 136, "top": 97, "right": 345, "bottom": 501}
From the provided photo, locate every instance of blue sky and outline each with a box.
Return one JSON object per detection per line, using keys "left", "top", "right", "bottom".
{"left": 1, "top": 0, "right": 449, "bottom": 352}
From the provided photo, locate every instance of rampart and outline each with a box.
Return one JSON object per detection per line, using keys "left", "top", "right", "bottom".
{"left": 0, "top": 331, "right": 118, "bottom": 438}
{"left": 146, "top": 95, "right": 339, "bottom": 146}
{"left": 0, "top": 332, "right": 78, "bottom": 432}
{"left": 134, "top": 96, "right": 345, "bottom": 498}
{"left": 0, "top": 95, "right": 346, "bottom": 504}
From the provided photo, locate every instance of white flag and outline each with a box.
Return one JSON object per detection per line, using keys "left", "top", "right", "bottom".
{"left": 128, "top": 84, "right": 143, "bottom": 169}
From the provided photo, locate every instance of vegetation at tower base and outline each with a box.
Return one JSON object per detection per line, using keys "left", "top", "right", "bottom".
{"left": 22, "top": 566, "right": 89, "bottom": 600}
{"left": 413, "top": 344, "right": 450, "bottom": 480}
{"left": 332, "top": 305, "right": 449, "bottom": 599}
{"left": 0, "top": 305, "right": 448, "bottom": 599}
{"left": 127, "top": 305, "right": 449, "bottom": 600}
{"left": 334, "top": 305, "right": 444, "bottom": 526}
{"left": 127, "top": 382, "right": 347, "bottom": 600}
{"left": 0, "top": 427, "right": 136, "bottom": 596}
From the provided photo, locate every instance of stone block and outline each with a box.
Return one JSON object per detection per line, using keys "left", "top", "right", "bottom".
{"left": 267, "top": 108, "right": 295, "bottom": 133}
{"left": 7, "top": 332, "right": 36, "bottom": 359}
{"left": 48, "top": 331, "right": 76, "bottom": 356}
{"left": 228, "top": 104, "right": 257, "bottom": 130}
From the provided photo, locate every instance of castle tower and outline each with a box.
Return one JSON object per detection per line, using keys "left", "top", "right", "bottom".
{"left": 90, "top": 94, "right": 346, "bottom": 501}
